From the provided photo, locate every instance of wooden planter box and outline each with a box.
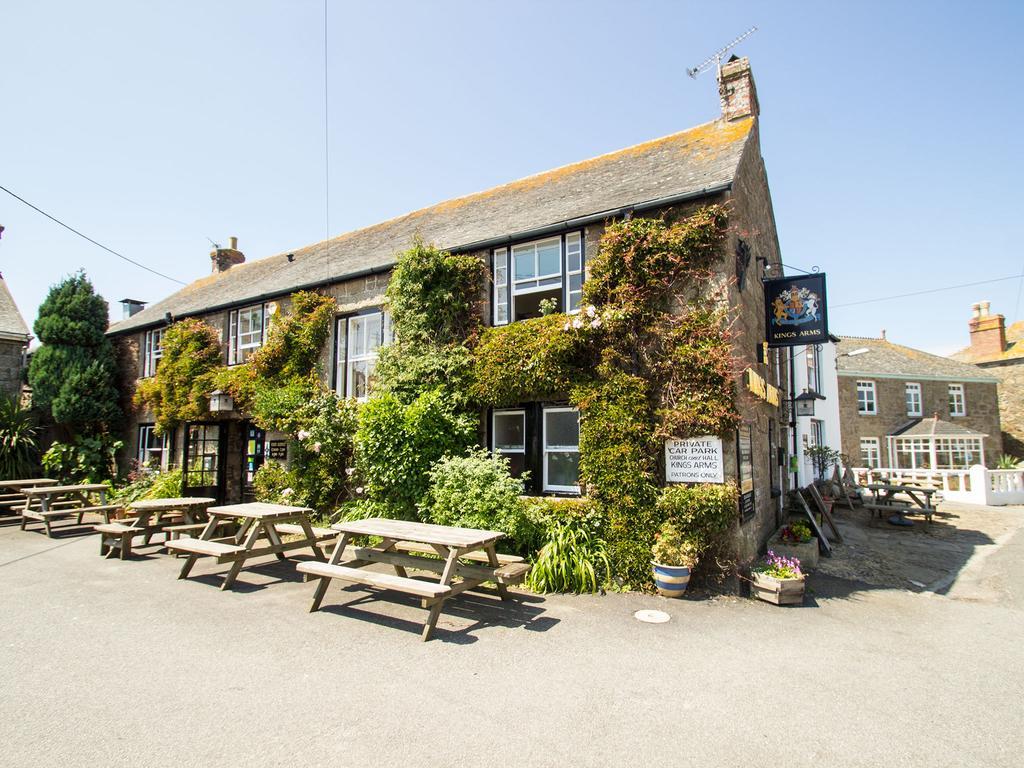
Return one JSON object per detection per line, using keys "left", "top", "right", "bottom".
{"left": 751, "top": 571, "right": 805, "bottom": 606}
{"left": 770, "top": 530, "right": 819, "bottom": 572}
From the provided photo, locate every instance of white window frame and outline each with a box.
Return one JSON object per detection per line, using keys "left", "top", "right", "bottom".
{"left": 228, "top": 304, "right": 266, "bottom": 365}
{"left": 565, "top": 232, "right": 584, "bottom": 314}
{"left": 905, "top": 382, "right": 922, "bottom": 417}
{"left": 493, "top": 248, "right": 509, "bottom": 326}
{"left": 512, "top": 237, "right": 563, "bottom": 295}
{"left": 857, "top": 380, "right": 877, "bottom": 415}
{"left": 492, "top": 409, "right": 526, "bottom": 456}
{"left": 542, "top": 405, "right": 580, "bottom": 494}
{"left": 949, "top": 383, "right": 966, "bottom": 417}
{"left": 143, "top": 328, "right": 164, "bottom": 378}
{"left": 335, "top": 310, "right": 390, "bottom": 402}
{"left": 806, "top": 344, "right": 820, "bottom": 393}
{"left": 137, "top": 424, "right": 169, "bottom": 470}
{"left": 860, "top": 437, "right": 880, "bottom": 468}
{"left": 810, "top": 419, "right": 825, "bottom": 448}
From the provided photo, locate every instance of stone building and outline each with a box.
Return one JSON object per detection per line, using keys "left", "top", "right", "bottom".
{"left": 950, "top": 301, "right": 1024, "bottom": 459}
{"left": 0, "top": 273, "right": 31, "bottom": 399}
{"left": 108, "top": 57, "right": 791, "bottom": 559}
{"left": 836, "top": 334, "right": 1001, "bottom": 470}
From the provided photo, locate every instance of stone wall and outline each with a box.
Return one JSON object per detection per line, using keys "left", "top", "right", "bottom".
{"left": 837, "top": 374, "right": 1003, "bottom": 466}
{"left": 0, "top": 339, "right": 25, "bottom": 398}
{"left": 980, "top": 360, "right": 1024, "bottom": 458}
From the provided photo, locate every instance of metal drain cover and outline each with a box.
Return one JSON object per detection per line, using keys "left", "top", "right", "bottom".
{"left": 634, "top": 609, "right": 671, "bottom": 624}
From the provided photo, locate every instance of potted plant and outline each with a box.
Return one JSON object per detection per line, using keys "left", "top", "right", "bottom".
{"left": 651, "top": 521, "right": 698, "bottom": 598}
{"left": 772, "top": 521, "right": 818, "bottom": 571}
{"left": 750, "top": 550, "right": 805, "bottom": 606}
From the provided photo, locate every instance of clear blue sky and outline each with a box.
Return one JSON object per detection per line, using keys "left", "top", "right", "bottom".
{"left": 1, "top": 1, "right": 1021, "bottom": 354}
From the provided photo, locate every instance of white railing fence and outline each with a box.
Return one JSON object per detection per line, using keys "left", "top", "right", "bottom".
{"left": 850, "top": 466, "right": 1024, "bottom": 507}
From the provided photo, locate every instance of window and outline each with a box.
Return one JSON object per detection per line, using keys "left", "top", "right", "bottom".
{"left": 492, "top": 232, "right": 584, "bottom": 324}
{"left": 905, "top": 382, "right": 922, "bottom": 417}
{"left": 805, "top": 344, "right": 820, "bottom": 393}
{"left": 228, "top": 304, "right": 265, "bottom": 365}
{"left": 949, "top": 383, "right": 966, "bottom": 417}
{"left": 137, "top": 424, "right": 170, "bottom": 469}
{"left": 810, "top": 419, "right": 825, "bottom": 448}
{"left": 492, "top": 409, "right": 526, "bottom": 477}
{"left": 856, "top": 380, "right": 876, "bottom": 415}
{"left": 335, "top": 310, "right": 390, "bottom": 401}
{"left": 543, "top": 406, "right": 580, "bottom": 493}
{"left": 894, "top": 437, "right": 932, "bottom": 470}
{"left": 142, "top": 328, "right": 164, "bottom": 378}
{"left": 894, "top": 436, "right": 983, "bottom": 470}
{"left": 860, "top": 437, "right": 880, "bottom": 468}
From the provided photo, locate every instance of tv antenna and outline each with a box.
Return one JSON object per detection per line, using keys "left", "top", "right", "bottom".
{"left": 205, "top": 236, "right": 221, "bottom": 250}
{"left": 687, "top": 26, "right": 758, "bottom": 79}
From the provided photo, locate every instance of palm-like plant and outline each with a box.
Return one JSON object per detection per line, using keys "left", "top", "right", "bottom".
{"left": 0, "top": 396, "right": 39, "bottom": 480}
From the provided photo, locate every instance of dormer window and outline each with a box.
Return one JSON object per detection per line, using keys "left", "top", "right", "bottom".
{"left": 492, "top": 231, "right": 584, "bottom": 324}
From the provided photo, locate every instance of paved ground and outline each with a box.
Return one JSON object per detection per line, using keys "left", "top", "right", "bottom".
{"left": 2, "top": 510, "right": 1023, "bottom": 768}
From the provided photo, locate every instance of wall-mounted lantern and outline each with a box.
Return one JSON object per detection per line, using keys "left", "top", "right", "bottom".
{"left": 794, "top": 390, "right": 825, "bottom": 418}
{"left": 209, "top": 390, "right": 235, "bottom": 414}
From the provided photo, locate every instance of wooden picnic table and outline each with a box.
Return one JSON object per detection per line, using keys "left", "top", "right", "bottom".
{"left": 165, "top": 501, "right": 336, "bottom": 591}
{"left": 20, "top": 483, "right": 118, "bottom": 537}
{"left": 0, "top": 478, "right": 58, "bottom": 514}
{"left": 297, "top": 517, "right": 530, "bottom": 642}
{"left": 95, "top": 496, "right": 216, "bottom": 560}
{"left": 865, "top": 483, "right": 937, "bottom": 525}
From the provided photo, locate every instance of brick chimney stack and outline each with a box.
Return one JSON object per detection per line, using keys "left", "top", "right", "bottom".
{"left": 718, "top": 56, "right": 759, "bottom": 122}
{"left": 968, "top": 300, "right": 1006, "bottom": 357}
{"left": 211, "top": 236, "right": 245, "bottom": 274}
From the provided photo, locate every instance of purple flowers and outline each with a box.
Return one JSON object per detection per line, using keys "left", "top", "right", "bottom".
{"left": 754, "top": 550, "right": 802, "bottom": 579}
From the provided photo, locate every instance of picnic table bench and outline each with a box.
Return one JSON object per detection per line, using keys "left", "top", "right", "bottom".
{"left": 165, "top": 502, "right": 336, "bottom": 590}
{"left": 20, "top": 483, "right": 118, "bottom": 537}
{"left": 94, "top": 496, "right": 216, "bottom": 560}
{"left": 0, "top": 478, "right": 58, "bottom": 514}
{"left": 298, "top": 517, "right": 531, "bottom": 642}
{"left": 866, "top": 483, "right": 937, "bottom": 525}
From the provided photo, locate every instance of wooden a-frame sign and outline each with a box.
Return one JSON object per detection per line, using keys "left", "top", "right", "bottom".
{"left": 796, "top": 491, "right": 832, "bottom": 556}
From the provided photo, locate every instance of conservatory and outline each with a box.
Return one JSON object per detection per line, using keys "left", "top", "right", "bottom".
{"left": 888, "top": 417, "right": 987, "bottom": 470}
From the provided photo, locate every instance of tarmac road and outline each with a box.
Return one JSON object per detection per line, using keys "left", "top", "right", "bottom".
{"left": 1, "top": 515, "right": 1022, "bottom": 768}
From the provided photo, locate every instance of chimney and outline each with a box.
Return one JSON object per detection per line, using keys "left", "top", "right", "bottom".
{"left": 880, "top": 329, "right": 886, "bottom": 341}
{"left": 120, "top": 298, "right": 147, "bottom": 319}
{"left": 211, "top": 236, "right": 245, "bottom": 274}
{"left": 968, "top": 300, "right": 1006, "bottom": 357}
{"left": 718, "top": 55, "right": 759, "bottom": 122}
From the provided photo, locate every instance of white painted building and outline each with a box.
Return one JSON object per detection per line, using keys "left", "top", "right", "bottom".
{"left": 788, "top": 339, "right": 843, "bottom": 487}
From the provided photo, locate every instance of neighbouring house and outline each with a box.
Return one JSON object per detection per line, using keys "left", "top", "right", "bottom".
{"left": 789, "top": 337, "right": 842, "bottom": 486}
{"left": 108, "top": 56, "right": 791, "bottom": 558}
{"left": 949, "top": 301, "right": 1024, "bottom": 459}
{"left": 0, "top": 273, "right": 31, "bottom": 399}
{"left": 836, "top": 334, "right": 1001, "bottom": 471}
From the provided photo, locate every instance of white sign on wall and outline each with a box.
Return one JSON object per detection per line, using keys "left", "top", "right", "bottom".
{"left": 665, "top": 436, "right": 724, "bottom": 484}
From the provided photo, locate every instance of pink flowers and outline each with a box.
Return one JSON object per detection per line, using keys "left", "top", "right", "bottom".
{"left": 755, "top": 550, "right": 802, "bottom": 579}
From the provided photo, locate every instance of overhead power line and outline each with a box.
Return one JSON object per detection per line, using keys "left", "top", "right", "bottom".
{"left": 832, "top": 274, "right": 1022, "bottom": 309}
{"left": 0, "top": 184, "right": 187, "bottom": 285}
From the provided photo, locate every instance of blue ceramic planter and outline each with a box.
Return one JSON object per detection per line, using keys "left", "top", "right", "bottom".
{"left": 652, "top": 561, "right": 691, "bottom": 597}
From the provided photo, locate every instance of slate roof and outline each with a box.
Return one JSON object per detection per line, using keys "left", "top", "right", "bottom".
{"left": 0, "top": 275, "right": 30, "bottom": 340}
{"left": 835, "top": 336, "right": 997, "bottom": 383}
{"left": 889, "top": 416, "right": 987, "bottom": 438}
{"left": 109, "top": 117, "right": 755, "bottom": 335}
{"left": 950, "top": 319, "right": 1024, "bottom": 364}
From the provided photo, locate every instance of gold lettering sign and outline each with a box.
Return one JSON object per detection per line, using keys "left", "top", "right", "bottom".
{"left": 745, "top": 368, "right": 780, "bottom": 408}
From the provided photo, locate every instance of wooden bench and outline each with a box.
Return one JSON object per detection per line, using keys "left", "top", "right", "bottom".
{"left": 351, "top": 545, "right": 530, "bottom": 586}
{"left": 165, "top": 538, "right": 246, "bottom": 562}
{"left": 95, "top": 522, "right": 145, "bottom": 560}
{"left": 274, "top": 523, "right": 338, "bottom": 541}
{"left": 390, "top": 540, "right": 524, "bottom": 565}
{"left": 297, "top": 561, "right": 452, "bottom": 601}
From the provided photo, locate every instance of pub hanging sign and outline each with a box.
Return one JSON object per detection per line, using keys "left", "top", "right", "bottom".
{"left": 764, "top": 273, "right": 829, "bottom": 348}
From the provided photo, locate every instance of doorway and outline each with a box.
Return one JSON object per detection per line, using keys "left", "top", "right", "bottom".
{"left": 182, "top": 423, "right": 227, "bottom": 502}
{"left": 241, "top": 422, "right": 266, "bottom": 502}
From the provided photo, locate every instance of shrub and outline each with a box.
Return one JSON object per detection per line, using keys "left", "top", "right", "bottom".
{"left": 374, "top": 341, "right": 476, "bottom": 408}
{"left": 526, "top": 521, "right": 611, "bottom": 594}
{"left": 112, "top": 468, "right": 183, "bottom": 505}
{"left": 42, "top": 433, "right": 122, "bottom": 483}
{"left": 651, "top": 521, "right": 698, "bottom": 567}
{"left": 252, "top": 461, "right": 302, "bottom": 506}
{"left": 421, "top": 448, "right": 534, "bottom": 549}
{"left": 355, "top": 389, "right": 477, "bottom": 517}
{"left": 291, "top": 391, "right": 359, "bottom": 513}
{"left": 655, "top": 483, "right": 737, "bottom": 556}
{"left": 0, "top": 396, "right": 39, "bottom": 480}
{"left": 29, "top": 272, "right": 121, "bottom": 433}
{"left": 996, "top": 454, "right": 1020, "bottom": 469}
{"left": 134, "top": 318, "right": 223, "bottom": 432}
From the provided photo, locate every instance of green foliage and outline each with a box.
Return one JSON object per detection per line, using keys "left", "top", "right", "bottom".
{"left": 779, "top": 522, "right": 812, "bottom": 544}
{"left": 525, "top": 521, "right": 612, "bottom": 594}
{"left": 651, "top": 521, "right": 699, "bottom": 567}
{"left": 291, "top": 391, "right": 359, "bottom": 512}
{"left": 472, "top": 315, "right": 594, "bottom": 406}
{"left": 29, "top": 272, "right": 120, "bottom": 433}
{"left": 384, "top": 239, "right": 485, "bottom": 346}
{"left": 0, "top": 396, "right": 39, "bottom": 480}
{"left": 42, "top": 433, "right": 122, "bottom": 483}
{"left": 421, "top": 448, "right": 535, "bottom": 549}
{"left": 355, "top": 390, "right": 477, "bottom": 517}
{"left": 252, "top": 461, "right": 301, "bottom": 506}
{"left": 374, "top": 341, "right": 476, "bottom": 408}
{"left": 996, "top": 454, "right": 1019, "bottom": 469}
{"left": 112, "top": 469, "right": 183, "bottom": 506}
{"left": 805, "top": 445, "right": 841, "bottom": 481}
{"left": 656, "top": 482, "right": 737, "bottom": 555}
{"left": 134, "top": 319, "right": 223, "bottom": 432}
